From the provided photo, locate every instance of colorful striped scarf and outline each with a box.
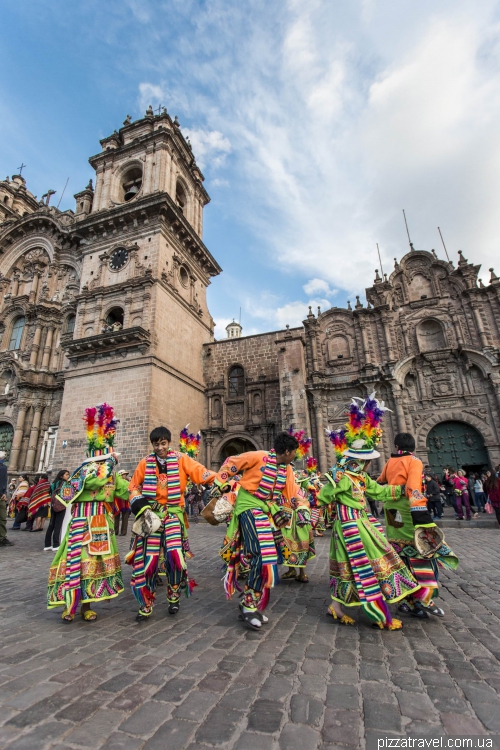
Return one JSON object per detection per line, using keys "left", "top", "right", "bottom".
{"left": 142, "top": 452, "right": 182, "bottom": 504}
{"left": 28, "top": 480, "right": 51, "bottom": 518}
{"left": 63, "top": 517, "right": 87, "bottom": 615}
{"left": 254, "top": 450, "right": 287, "bottom": 503}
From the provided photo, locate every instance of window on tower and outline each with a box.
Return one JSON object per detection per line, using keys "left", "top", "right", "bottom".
{"left": 8, "top": 316, "right": 25, "bottom": 351}
{"left": 122, "top": 166, "right": 143, "bottom": 202}
{"left": 175, "top": 181, "right": 187, "bottom": 214}
{"left": 228, "top": 365, "right": 244, "bottom": 397}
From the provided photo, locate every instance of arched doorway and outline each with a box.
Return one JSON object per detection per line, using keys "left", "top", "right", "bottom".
{"left": 426, "top": 421, "right": 489, "bottom": 476}
{"left": 0, "top": 422, "right": 14, "bottom": 461}
{"left": 219, "top": 437, "right": 257, "bottom": 463}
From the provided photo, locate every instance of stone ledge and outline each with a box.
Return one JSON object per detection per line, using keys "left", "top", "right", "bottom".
{"left": 62, "top": 325, "right": 151, "bottom": 364}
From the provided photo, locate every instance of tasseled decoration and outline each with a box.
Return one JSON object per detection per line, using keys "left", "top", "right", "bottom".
{"left": 326, "top": 427, "right": 348, "bottom": 460}
{"left": 258, "top": 587, "right": 270, "bottom": 611}
{"left": 186, "top": 578, "right": 198, "bottom": 597}
{"left": 166, "top": 548, "right": 185, "bottom": 571}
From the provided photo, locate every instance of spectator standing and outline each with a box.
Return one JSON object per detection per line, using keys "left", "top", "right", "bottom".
{"left": 44, "top": 469, "right": 70, "bottom": 551}
{"left": 449, "top": 469, "right": 472, "bottom": 520}
{"left": 0, "top": 451, "right": 12, "bottom": 547}
{"left": 11, "top": 475, "right": 30, "bottom": 529}
{"left": 443, "top": 468, "right": 459, "bottom": 515}
{"left": 485, "top": 473, "right": 500, "bottom": 527}
{"left": 474, "top": 474, "right": 487, "bottom": 513}
{"left": 425, "top": 473, "right": 443, "bottom": 519}
{"left": 28, "top": 474, "right": 52, "bottom": 532}
{"left": 113, "top": 469, "right": 131, "bottom": 536}
{"left": 467, "top": 472, "right": 476, "bottom": 512}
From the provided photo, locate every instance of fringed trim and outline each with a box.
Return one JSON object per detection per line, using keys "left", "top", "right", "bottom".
{"left": 166, "top": 548, "right": 186, "bottom": 572}
{"left": 258, "top": 587, "right": 270, "bottom": 611}
{"left": 262, "top": 562, "right": 280, "bottom": 589}
{"left": 363, "top": 596, "right": 391, "bottom": 625}
{"left": 64, "top": 588, "right": 82, "bottom": 616}
{"left": 186, "top": 579, "right": 198, "bottom": 598}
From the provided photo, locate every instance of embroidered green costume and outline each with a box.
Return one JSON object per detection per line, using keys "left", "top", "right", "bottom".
{"left": 47, "top": 457, "right": 129, "bottom": 615}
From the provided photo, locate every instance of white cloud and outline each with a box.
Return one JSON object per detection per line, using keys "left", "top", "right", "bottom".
{"left": 249, "top": 297, "right": 331, "bottom": 329}
{"left": 303, "top": 278, "right": 338, "bottom": 297}
{"left": 136, "top": 1, "right": 500, "bottom": 306}
{"left": 137, "top": 83, "right": 164, "bottom": 113}
{"left": 183, "top": 128, "right": 231, "bottom": 170}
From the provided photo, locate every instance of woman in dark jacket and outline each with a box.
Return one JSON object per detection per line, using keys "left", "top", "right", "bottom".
{"left": 43, "top": 469, "right": 69, "bottom": 551}
{"left": 425, "top": 474, "right": 443, "bottom": 519}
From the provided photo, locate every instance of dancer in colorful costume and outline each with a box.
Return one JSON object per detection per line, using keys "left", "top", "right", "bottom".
{"left": 47, "top": 404, "right": 129, "bottom": 622}
{"left": 319, "top": 394, "right": 421, "bottom": 630}
{"left": 281, "top": 430, "right": 316, "bottom": 583}
{"left": 216, "top": 431, "right": 302, "bottom": 630}
{"left": 377, "top": 432, "right": 458, "bottom": 619}
{"left": 302, "top": 458, "right": 325, "bottom": 537}
{"left": 127, "top": 426, "right": 215, "bottom": 621}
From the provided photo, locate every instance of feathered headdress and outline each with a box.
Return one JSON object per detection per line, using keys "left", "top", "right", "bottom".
{"left": 179, "top": 424, "right": 201, "bottom": 458}
{"left": 288, "top": 425, "right": 312, "bottom": 460}
{"left": 326, "top": 392, "right": 389, "bottom": 460}
{"left": 83, "top": 403, "right": 119, "bottom": 457}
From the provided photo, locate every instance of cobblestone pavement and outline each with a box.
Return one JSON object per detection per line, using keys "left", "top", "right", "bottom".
{"left": 1, "top": 520, "right": 500, "bottom": 749}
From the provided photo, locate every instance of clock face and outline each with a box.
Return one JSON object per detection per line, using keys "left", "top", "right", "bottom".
{"left": 109, "top": 248, "right": 129, "bottom": 271}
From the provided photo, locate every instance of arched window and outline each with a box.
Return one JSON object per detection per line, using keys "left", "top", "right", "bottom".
{"left": 176, "top": 182, "right": 187, "bottom": 214}
{"left": 417, "top": 319, "right": 446, "bottom": 353}
{"left": 9, "top": 316, "right": 25, "bottom": 351}
{"left": 228, "top": 366, "right": 244, "bottom": 397}
{"left": 66, "top": 315, "right": 76, "bottom": 334}
{"left": 122, "top": 166, "right": 143, "bottom": 202}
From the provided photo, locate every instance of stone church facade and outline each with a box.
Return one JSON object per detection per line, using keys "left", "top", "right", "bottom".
{"left": 204, "top": 248, "right": 500, "bottom": 475}
{"left": 0, "top": 110, "right": 499, "bottom": 477}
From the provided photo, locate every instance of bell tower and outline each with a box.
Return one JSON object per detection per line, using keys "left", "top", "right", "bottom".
{"left": 53, "top": 107, "right": 221, "bottom": 470}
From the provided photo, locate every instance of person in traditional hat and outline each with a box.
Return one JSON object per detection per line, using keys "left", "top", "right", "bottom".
{"left": 47, "top": 404, "right": 129, "bottom": 622}
{"left": 319, "top": 394, "right": 421, "bottom": 630}
{"left": 127, "top": 426, "right": 215, "bottom": 621}
{"left": 280, "top": 432, "right": 316, "bottom": 583}
{"left": 377, "top": 432, "right": 458, "bottom": 619}
{"left": 213, "top": 431, "right": 305, "bottom": 631}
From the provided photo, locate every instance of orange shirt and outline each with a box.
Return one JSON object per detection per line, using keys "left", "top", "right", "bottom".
{"left": 129, "top": 452, "right": 215, "bottom": 508}
{"left": 377, "top": 454, "right": 424, "bottom": 499}
{"left": 215, "top": 451, "right": 303, "bottom": 503}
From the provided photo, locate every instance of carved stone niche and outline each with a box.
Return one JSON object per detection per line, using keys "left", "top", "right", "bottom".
{"left": 226, "top": 402, "right": 245, "bottom": 424}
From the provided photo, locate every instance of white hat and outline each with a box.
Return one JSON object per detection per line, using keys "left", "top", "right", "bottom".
{"left": 343, "top": 439, "right": 380, "bottom": 461}
{"left": 0, "top": 451, "right": 7, "bottom": 460}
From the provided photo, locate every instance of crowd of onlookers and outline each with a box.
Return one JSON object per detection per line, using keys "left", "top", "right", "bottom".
{"left": 0, "top": 467, "right": 213, "bottom": 550}
{"left": 423, "top": 465, "right": 500, "bottom": 524}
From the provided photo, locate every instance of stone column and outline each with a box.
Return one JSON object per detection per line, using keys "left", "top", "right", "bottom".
{"left": 471, "top": 301, "right": 489, "bottom": 349}
{"left": 380, "top": 314, "right": 394, "bottom": 361}
{"left": 29, "top": 272, "right": 40, "bottom": 303}
{"left": 359, "top": 320, "right": 371, "bottom": 365}
{"left": 29, "top": 325, "right": 43, "bottom": 367}
{"left": 310, "top": 331, "right": 319, "bottom": 372}
{"left": 313, "top": 397, "right": 328, "bottom": 473}
{"left": 449, "top": 303, "right": 463, "bottom": 346}
{"left": 41, "top": 326, "right": 54, "bottom": 370}
{"left": 392, "top": 392, "right": 407, "bottom": 433}
{"left": 9, "top": 402, "right": 27, "bottom": 471}
{"left": 11, "top": 274, "right": 20, "bottom": 297}
{"left": 25, "top": 403, "right": 44, "bottom": 472}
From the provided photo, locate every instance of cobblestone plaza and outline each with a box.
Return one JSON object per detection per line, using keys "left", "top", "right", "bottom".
{"left": 1, "top": 520, "right": 500, "bottom": 749}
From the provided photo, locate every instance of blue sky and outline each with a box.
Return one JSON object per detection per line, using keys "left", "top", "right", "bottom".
{"left": 2, "top": 0, "right": 500, "bottom": 336}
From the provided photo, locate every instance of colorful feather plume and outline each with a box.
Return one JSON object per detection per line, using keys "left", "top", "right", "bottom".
{"left": 326, "top": 427, "right": 348, "bottom": 460}
{"left": 306, "top": 457, "right": 318, "bottom": 475}
{"left": 288, "top": 425, "right": 312, "bottom": 460}
{"left": 83, "top": 403, "right": 119, "bottom": 455}
{"left": 179, "top": 425, "right": 201, "bottom": 458}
